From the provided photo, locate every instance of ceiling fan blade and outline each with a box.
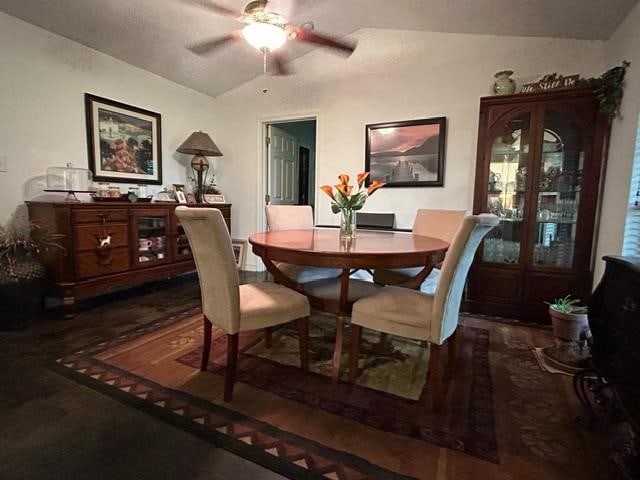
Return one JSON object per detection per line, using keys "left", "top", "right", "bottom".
{"left": 269, "top": 52, "right": 291, "bottom": 76}
{"left": 187, "top": 0, "right": 245, "bottom": 21}
{"left": 290, "top": 26, "right": 356, "bottom": 56}
{"left": 188, "top": 31, "right": 241, "bottom": 55}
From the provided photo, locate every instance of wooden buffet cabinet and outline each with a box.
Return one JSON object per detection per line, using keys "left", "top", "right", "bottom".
{"left": 26, "top": 201, "right": 231, "bottom": 315}
{"left": 467, "top": 88, "right": 610, "bottom": 322}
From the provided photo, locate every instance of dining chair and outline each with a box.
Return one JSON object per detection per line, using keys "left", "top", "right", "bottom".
{"left": 176, "top": 207, "right": 311, "bottom": 402}
{"left": 349, "top": 214, "right": 499, "bottom": 407}
{"left": 265, "top": 205, "right": 342, "bottom": 283}
{"left": 373, "top": 209, "right": 467, "bottom": 290}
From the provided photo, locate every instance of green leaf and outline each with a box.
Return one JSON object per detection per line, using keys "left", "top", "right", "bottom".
{"left": 331, "top": 203, "right": 341, "bottom": 214}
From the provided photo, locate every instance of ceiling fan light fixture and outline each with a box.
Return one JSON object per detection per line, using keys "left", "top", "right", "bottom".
{"left": 242, "top": 22, "right": 287, "bottom": 51}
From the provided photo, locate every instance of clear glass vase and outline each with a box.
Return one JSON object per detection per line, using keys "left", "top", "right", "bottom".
{"left": 339, "top": 208, "right": 356, "bottom": 239}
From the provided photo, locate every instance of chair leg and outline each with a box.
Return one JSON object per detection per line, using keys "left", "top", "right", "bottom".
{"left": 201, "top": 316, "right": 213, "bottom": 371}
{"left": 447, "top": 330, "right": 458, "bottom": 379}
{"left": 264, "top": 327, "right": 273, "bottom": 348}
{"left": 224, "top": 333, "right": 239, "bottom": 402}
{"left": 428, "top": 342, "right": 445, "bottom": 411}
{"left": 331, "top": 316, "right": 345, "bottom": 383}
{"left": 349, "top": 324, "right": 362, "bottom": 383}
{"left": 297, "top": 317, "right": 310, "bottom": 371}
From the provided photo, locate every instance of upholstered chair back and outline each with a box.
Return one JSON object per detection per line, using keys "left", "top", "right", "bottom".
{"left": 430, "top": 214, "right": 499, "bottom": 344}
{"left": 266, "top": 205, "right": 314, "bottom": 231}
{"left": 412, "top": 209, "right": 468, "bottom": 244}
{"left": 175, "top": 207, "right": 241, "bottom": 334}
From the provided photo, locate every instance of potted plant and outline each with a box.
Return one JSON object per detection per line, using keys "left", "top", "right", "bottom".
{"left": 546, "top": 295, "right": 589, "bottom": 342}
{"left": 0, "top": 221, "right": 62, "bottom": 330}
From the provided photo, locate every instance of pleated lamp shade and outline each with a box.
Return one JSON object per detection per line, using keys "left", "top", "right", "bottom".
{"left": 177, "top": 131, "right": 222, "bottom": 157}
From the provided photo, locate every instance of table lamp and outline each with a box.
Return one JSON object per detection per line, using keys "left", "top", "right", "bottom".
{"left": 177, "top": 131, "right": 223, "bottom": 203}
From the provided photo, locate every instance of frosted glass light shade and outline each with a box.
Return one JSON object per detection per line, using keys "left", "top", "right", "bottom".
{"left": 242, "top": 22, "right": 287, "bottom": 51}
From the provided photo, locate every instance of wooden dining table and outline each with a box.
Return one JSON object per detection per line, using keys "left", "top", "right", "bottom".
{"left": 248, "top": 227, "right": 449, "bottom": 381}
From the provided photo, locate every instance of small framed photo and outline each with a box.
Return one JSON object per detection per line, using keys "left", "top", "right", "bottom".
{"left": 204, "top": 194, "right": 226, "bottom": 204}
{"left": 173, "top": 184, "right": 187, "bottom": 204}
{"left": 185, "top": 192, "right": 197, "bottom": 204}
{"left": 231, "top": 239, "right": 246, "bottom": 270}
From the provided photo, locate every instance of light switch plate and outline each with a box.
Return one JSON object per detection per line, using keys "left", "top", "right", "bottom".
{"left": 0, "top": 156, "right": 6, "bottom": 172}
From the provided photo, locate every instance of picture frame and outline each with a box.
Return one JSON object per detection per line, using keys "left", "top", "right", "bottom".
{"left": 204, "top": 194, "right": 226, "bottom": 204}
{"left": 231, "top": 239, "right": 247, "bottom": 270}
{"left": 173, "top": 184, "right": 187, "bottom": 204}
{"left": 85, "top": 93, "right": 162, "bottom": 185}
{"left": 185, "top": 192, "right": 197, "bottom": 204}
{"left": 365, "top": 117, "right": 447, "bottom": 187}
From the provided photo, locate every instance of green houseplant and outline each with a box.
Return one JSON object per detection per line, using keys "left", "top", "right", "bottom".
{"left": 545, "top": 295, "right": 589, "bottom": 342}
{"left": 0, "top": 221, "right": 62, "bottom": 329}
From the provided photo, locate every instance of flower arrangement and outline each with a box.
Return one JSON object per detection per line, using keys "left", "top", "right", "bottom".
{"left": 320, "top": 172, "right": 384, "bottom": 238}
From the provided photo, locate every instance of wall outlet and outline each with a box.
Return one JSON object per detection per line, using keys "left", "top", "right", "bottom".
{"left": 0, "top": 156, "right": 6, "bottom": 173}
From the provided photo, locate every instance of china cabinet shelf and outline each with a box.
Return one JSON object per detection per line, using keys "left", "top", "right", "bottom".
{"left": 468, "top": 88, "right": 610, "bottom": 323}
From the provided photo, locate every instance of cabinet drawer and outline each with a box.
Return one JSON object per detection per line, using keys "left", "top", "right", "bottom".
{"left": 72, "top": 209, "right": 128, "bottom": 224}
{"left": 75, "top": 247, "right": 130, "bottom": 279}
{"left": 73, "top": 224, "right": 129, "bottom": 252}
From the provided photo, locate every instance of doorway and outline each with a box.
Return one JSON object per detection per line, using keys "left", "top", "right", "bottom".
{"left": 263, "top": 118, "right": 317, "bottom": 211}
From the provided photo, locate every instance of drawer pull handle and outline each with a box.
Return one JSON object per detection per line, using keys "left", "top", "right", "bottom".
{"left": 97, "top": 213, "right": 110, "bottom": 224}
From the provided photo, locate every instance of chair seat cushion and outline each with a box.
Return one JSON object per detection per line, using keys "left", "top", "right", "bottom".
{"left": 239, "top": 282, "right": 310, "bottom": 331}
{"left": 373, "top": 267, "right": 441, "bottom": 294}
{"left": 275, "top": 262, "right": 342, "bottom": 284}
{"left": 303, "top": 278, "right": 382, "bottom": 302}
{"left": 352, "top": 286, "right": 434, "bottom": 341}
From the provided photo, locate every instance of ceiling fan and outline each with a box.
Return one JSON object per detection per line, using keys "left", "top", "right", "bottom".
{"left": 187, "top": 0, "right": 357, "bottom": 75}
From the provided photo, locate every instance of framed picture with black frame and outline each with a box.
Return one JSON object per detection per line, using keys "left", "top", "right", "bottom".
{"left": 365, "top": 117, "right": 446, "bottom": 187}
{"left": 85, "top": 93, "right": 162, "bottom": 185}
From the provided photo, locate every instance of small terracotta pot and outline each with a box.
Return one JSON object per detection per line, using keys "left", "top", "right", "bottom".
{"left": 549, "top": 307, "right": 589, "bottom": 341}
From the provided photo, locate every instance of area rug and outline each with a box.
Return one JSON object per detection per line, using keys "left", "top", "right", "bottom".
{"left": 52, "top": 308, "right": 608, "bottom": 480}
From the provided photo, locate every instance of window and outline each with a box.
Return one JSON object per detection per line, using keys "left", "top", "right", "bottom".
{"left": 622, "top": 116, "right": 640, "bottom": 256}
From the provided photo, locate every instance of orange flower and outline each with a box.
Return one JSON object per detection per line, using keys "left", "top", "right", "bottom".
{"left": 320, "top": 185, "right": 335, "bottom": 200}
{"left": 338, "top": 174, "right": 350, "bottom": 186}
{"left": 357, "top": 172, "right": 369, "bottom": 186}
{"left": 335, "top": 183, "right": 353, "bottom": 198}
{"left": 367, "top": 180, "right": 385, "bottom": 195}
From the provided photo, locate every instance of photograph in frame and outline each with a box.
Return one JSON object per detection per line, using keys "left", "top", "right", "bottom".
{"left": 365, "top": 117, "right": 446, "bottom": 187}
{"left": 231, "top": 239, "right": 246, "bottom": 270}
{"left": 85, "top": 94, "right": 162, "bottom": 185}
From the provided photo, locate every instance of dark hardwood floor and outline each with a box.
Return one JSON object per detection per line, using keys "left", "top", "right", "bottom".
{"left": 0, "top": 272, "right": 285, "bottom": 480}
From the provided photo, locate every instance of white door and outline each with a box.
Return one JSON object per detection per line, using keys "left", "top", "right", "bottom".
{"left": 267, "top": 125, "right": 298, "bottom": 205}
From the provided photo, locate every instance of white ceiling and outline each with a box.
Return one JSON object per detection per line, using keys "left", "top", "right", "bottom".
{"left": 0, "top": 0, "right": 637, "bottom": 97}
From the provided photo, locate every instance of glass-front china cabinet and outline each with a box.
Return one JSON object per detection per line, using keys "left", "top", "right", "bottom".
{"left": 467, "top": 88, "right": 610, "bottom": 322}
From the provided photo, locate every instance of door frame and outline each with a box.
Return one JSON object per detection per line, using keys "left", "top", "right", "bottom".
{"left": 256, "top": 113, "right": 319, "bottom": 270}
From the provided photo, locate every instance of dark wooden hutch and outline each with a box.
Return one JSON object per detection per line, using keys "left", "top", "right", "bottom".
{"left": 467, "top": 88, "right": 610, "bottom": 322}
{"left": 26, "top": 201, "right": 231, "bottom": 316}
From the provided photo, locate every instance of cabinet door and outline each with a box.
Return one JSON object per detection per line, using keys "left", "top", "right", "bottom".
{"left": 479, "top": 110, "right": 534, "bottom": 266}
{"left": 528, "top": 109, "right": 591, "bottom": 271}
{"left": 131, "top": 209, "right": 171, "bottom": 268}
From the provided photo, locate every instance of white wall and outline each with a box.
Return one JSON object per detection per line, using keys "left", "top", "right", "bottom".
{"left": 0, "top": 12, "right": 220, "bottom": 224}
{"left": 215, "top": 28, "right": 605, "bottom": 270}
{"left": 594, "top": 2, "right": 640, "bottom": 281}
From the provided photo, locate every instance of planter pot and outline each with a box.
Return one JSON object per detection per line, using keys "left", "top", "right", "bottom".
{"left": 0, "top": 260, "right": 47, "bottom": 330}
{"left": 549, "top": 306, "right": 589, "bottom": 342}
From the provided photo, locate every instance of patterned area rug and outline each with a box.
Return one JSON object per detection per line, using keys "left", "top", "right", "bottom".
{"left": 52, "top": 308, "right": 609, "bottom": 480}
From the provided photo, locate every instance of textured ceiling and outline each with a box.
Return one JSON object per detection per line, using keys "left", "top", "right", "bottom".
{"left": 0, "top": 0, "right": 637, "bottom": 97}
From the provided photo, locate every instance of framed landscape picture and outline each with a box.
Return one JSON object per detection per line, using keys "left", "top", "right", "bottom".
{"left": 365, "top": 117, "right": 446, "bottom": 187}
{"left": 85, "top": 93, "right": 162, "bottom": 184}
